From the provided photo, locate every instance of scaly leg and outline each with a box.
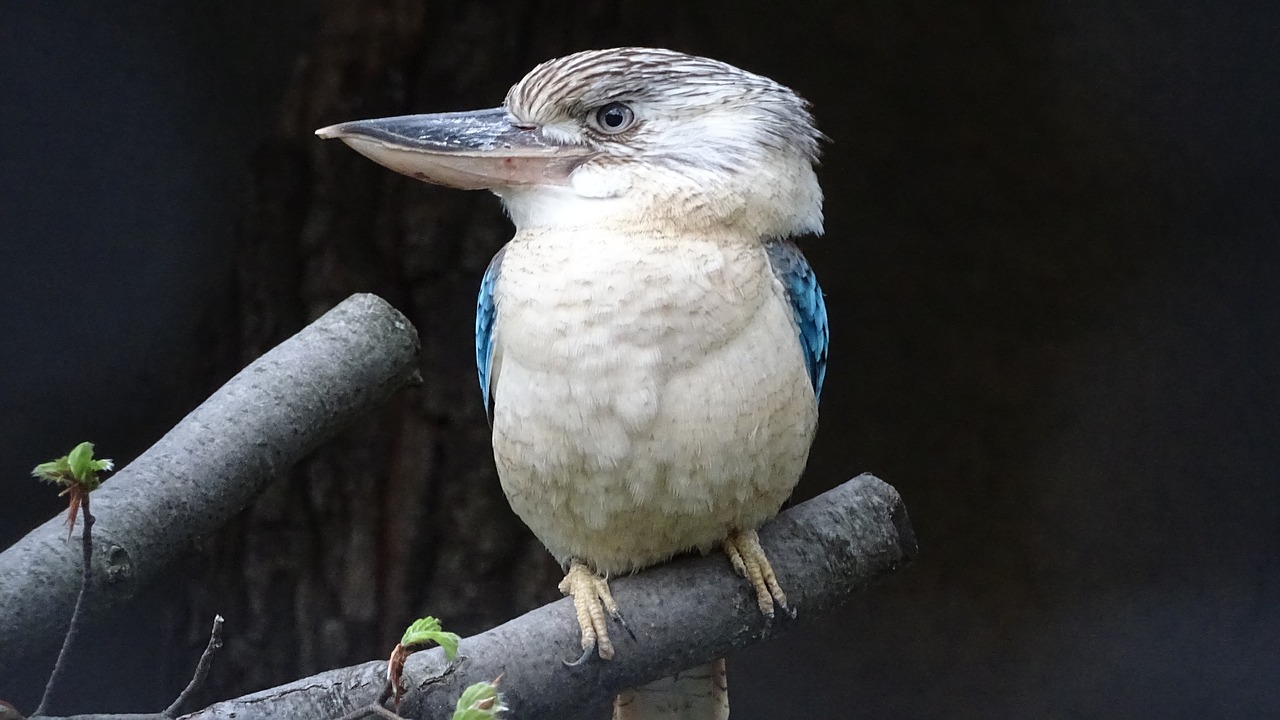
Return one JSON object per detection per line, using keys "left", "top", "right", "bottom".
{"left": 723, "top": 529, "right": 793, "bottom": 618}
{"left": 559, "top": 560, "right": 630, "bottom": 664}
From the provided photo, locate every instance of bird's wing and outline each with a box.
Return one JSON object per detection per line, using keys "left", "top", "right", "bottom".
{"left": 765, "top": 239, "right": 828, "bottom": 401}
{"left": 476, "top": 246, "right": 505, "bottom": 425}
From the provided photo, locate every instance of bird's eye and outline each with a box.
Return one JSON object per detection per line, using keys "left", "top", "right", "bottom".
{"left": 592, "top": 102, "right": 635, "bottom": 134}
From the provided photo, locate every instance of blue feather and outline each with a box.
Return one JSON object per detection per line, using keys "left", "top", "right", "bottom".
{"left": 764, "top": 240, "right": 828, "bottom": 401}
{"left": 476, "top": 246, "right": 505, "bottom": 424}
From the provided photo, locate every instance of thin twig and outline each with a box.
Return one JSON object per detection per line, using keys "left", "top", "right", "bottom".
{"left": 33, "top": 496, "right": 95, "bottom": 716}
{"left": 163, "top": 615, "right": 225, "bottom": 718}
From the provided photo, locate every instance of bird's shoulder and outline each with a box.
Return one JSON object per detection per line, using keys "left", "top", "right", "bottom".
{"left": 763, "top": 238, "right": 828, "bottom": 400}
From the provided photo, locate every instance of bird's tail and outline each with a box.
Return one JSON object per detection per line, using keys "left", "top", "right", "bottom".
{"left": 613, "top": 659, "right": 729, "bottom": 719}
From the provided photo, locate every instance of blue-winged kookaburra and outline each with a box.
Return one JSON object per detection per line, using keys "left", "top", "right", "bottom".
{"left": 318, "top": 47, "right": 828, "bottom": 719}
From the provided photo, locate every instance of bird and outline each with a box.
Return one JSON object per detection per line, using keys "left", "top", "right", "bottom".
{"left": 318, "top": 47, "right": 827, "bottom": 719}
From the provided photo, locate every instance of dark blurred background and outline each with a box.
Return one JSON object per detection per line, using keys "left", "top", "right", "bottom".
{"left": 2, "top": 0, "right": 1278, "bottom": 717}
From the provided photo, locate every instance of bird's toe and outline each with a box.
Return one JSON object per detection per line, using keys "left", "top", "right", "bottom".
{"left": 723, "top": 528, "right": 793, "bottom": 620}
{"left": 559, "top": 560, "right": 619, "bottom": 661}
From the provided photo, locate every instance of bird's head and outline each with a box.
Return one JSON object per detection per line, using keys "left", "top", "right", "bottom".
{"left": 317, "top": 47, "right": 823, "bottom": 239}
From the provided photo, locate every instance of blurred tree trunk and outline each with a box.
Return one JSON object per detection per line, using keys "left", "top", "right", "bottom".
{"left": 188, "top": 0, "right": 711, "bottom": 703}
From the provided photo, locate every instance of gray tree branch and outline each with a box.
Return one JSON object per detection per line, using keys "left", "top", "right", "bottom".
{"left": 0, "top": 293, "right": 421, "bottom": 682}
{"left": 183, "top": 473, "right": 916, "bottom": 720}
{"left": 1, "top": 289, "right": 916, "bottom": 720}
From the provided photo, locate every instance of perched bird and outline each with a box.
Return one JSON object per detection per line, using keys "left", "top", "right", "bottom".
{"left": 318, "top": 47, "right": 827, "bottom": 719}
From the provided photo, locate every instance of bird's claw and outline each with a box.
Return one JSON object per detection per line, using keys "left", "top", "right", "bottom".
{"left": 563, "top": 642, "right": 597, "bottom": 668}
{"left": 724, "top": 528, "right": 793, "bottom": 619}
{"left": 559, "top": 560, "right": 621, "bottom": 663}
{"left": 562, "top": 604, "right": 636, "bottom": 667}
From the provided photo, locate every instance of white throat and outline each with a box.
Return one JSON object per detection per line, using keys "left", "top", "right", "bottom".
{"left": 497, "top": 153, "right": 823, "bottom": 239}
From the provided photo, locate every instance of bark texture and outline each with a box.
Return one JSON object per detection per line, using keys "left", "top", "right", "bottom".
{"left": 0, "top": 294, "right": 420, "bottom": 684}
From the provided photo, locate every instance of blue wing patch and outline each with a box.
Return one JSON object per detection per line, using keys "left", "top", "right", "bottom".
{"left": 764, "top": 240, "right": 829, "bottom": 401}
{"left": 476, "top": 246, "right": 505, "bottom": 425}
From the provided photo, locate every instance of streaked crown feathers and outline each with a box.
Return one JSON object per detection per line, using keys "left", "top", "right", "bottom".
{"left": 499, "top": 47, "right": 825, "bottom": 238}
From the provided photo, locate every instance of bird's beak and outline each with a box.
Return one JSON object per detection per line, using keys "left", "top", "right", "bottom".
{"left": 315, "top": 108, "right": 590, "bottom": 190}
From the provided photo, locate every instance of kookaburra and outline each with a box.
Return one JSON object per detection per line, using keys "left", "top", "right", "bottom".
{"left": 318, "top": 47, "right": 828, "bottom": 720}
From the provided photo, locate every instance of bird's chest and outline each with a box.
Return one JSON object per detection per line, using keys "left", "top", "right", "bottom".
{"left": 494, "top": 233, "right": 770, "bottom": 384}
{"left": 493, "top": 234, "right": 768, "bottom": 482}
{"left": 487, "top": 232, "right": 816, "bottom": 571}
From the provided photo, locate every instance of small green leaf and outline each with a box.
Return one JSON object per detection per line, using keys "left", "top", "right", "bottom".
{"left": 400, "top": 616, "right": 441, "bottom": 645}
{"left": 67, "top": 442, "right": 112, "bottom": 484}
{"left": 400, "top": 616, "right": 461, "bottom": 659}
{"left": 451, "top": 680, "right": 504, "bottom": 720}
{"left": 32, "top": 458, "right": 71, "bottom": 484}
{"left": 433, "top": 630, "right": 460, "bottom": 659}
{"left": 67, "top": 442, "right": 94, "bottom": 481}
{"left": 31, "top": 442, "right": 112, "bottom": 490}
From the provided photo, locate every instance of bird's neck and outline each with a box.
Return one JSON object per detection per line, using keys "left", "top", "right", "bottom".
{"left": 509, "top": 223, "right": 759, "bottom": 254}
{"left": 496, "top": 181, "right": 795, "bottom": 241}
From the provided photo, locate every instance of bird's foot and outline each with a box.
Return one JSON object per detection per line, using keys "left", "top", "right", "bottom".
{"left": 724, "top": 528, "right": 794, "bottom": 619}
{"left": 559, "top": 560, "right": 629, "bottom": 664}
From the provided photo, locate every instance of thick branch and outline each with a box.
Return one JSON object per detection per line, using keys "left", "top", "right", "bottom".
{"left": 184, "top": 473, "right": 916, "bottom": 720}
{"left": 0, "top": 294, "right": 421, "bottom": 680}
